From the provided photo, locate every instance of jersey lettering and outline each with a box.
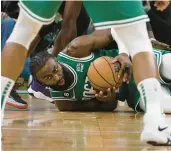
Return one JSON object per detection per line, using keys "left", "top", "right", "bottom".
{"left": 83, "top": 77, "right": 95, "bottom": 98}
{"left": 63, "top": 92, "right": 70, "bottom": 97}
{"left": 76, "top": 63, "right": 84, "bottom": 72}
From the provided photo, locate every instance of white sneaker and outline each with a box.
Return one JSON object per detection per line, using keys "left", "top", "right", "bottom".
{"left": 141, "top": 113, "right": 171, "bottom": 146}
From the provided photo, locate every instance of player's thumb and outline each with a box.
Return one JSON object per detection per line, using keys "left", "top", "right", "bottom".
{"left": 111, "top": 58, "right": 118, "bottom": 64}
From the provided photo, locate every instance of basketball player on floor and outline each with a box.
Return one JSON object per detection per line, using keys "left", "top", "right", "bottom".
{"left": 1, "top": 0, "right": 170, "bottom": 145}
{"left": 29, "top": 29, "right": 171, "bottom": 113}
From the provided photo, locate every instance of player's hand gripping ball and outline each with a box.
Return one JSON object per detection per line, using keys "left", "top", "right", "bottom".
{"left": 87, "top": 56, "right": 122, "bottom": 92}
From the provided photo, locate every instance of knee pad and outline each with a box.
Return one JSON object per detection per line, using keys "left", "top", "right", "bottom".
{"left": 111, "top": 22, "right": 153, "bottom": 58}
{"left": 160, "top": 53, "right": 171, "bottom": 81}
{"left": 7, "top": 9, "right": 43, "bottom": 50}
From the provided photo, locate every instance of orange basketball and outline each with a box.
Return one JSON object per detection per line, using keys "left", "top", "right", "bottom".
{"left": 87, "top": 56, "right": 122, "bottom": 91}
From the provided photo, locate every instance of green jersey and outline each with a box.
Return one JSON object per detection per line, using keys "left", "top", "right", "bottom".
{"left": 118, "top": 49, "right": 171, "bottom": 112}
{"left": 50, "top": 49, "right": 119, "bottom": 101}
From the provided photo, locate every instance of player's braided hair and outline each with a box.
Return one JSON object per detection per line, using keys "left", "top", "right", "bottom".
{"left": 30, "top": 51, "right": 53, "bottom": 77}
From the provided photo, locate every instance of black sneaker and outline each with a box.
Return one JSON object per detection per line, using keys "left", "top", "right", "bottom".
{"left": 6, "top": 83, "right": 28, "bottom": 109}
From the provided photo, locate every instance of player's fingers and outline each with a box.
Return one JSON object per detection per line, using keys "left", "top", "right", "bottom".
{"left": 123, "top": 72, "right": 128, "bottom": 82}
{"left": 123, "top": 67, "right": 131, "bottom": 83}
{"left": 127, "top": 66, "right": 133, "bottom": 84}
{"left": 98, "top": 91, "right": 104, "bottom": 97}
{"left": 89, "top": 89, "right": 96, "bottom": 94}
{"left": 118, "top": 66, "right": 125, "bottom": 78}
{"left": 107, "top": 88, "right": 112, "bottom": 96}
{"left": 111, "top": 58, "right": 118, "bottom": 64}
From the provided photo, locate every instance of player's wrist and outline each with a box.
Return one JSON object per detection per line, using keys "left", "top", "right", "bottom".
{"left": 119, "top": 52, "right": 129, "bottom": 57}
{"left": 119, "top": 50, "right": 129, "bottom": 56}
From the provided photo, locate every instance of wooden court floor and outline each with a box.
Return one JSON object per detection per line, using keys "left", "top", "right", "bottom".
{"left": 2, "top": 94, "right": 171, "bottom": 151}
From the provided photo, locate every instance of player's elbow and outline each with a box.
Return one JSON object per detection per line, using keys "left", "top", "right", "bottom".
{"left": 67, "top": 38, "right": 80, "bottom": 56}
{"left": 97, "top": 100, "right": 118, "bottom": 112}
{"left": 54, "top": 100, "right": 72, "bottom": 111}
{"left": 69, "top": 38, "right": 80, "bottom": 50}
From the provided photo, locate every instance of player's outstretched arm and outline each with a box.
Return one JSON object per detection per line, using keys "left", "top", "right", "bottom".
{"left": 54, "top": 99, "right": 117, "bottom": 112}
{"left": 62, "top": 29, "right": 113, "bottom": 58}
{"left": 53, "top": 1, "right": 82, "bottom": 56}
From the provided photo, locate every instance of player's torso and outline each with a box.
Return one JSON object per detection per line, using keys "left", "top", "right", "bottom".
{"left": 50, "top": 49, "right": 119, "bottom": 101}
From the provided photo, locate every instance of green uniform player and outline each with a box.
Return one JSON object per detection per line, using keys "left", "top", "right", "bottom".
{"left": 83, "top": 1, "right": 149, "bottom": 29}
{"left": 51, "top": 48, "right": 171, "bottom": 107}
{"left": 49, "top": 47, "right": 171, "bottom": 113}
{"left": 50, "top": 49, "right": 118, "bottom": 101}
{"left": 117, "top": 49, "right": 171, "bottom": 112}
{"left": 19, "top": 0, "right": 148, "bottom": 27}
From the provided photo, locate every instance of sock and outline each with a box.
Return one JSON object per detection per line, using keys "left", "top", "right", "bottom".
{"left": 160, "top": 85, "right": 171, "bottom": 113}
{"left": 137, "top": 78, "right": 162, "bottom": 116}
{"left": 1, "top": 76, "right": 15, "bottom": 117}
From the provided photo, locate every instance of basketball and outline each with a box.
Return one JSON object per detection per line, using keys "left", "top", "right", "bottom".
{"left": 87, "top": 56, "right": 122, "bottom": 91}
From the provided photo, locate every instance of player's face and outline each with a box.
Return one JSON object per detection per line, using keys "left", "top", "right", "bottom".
{"left": 36, "top": 58, "right": 65, "bottom": 86}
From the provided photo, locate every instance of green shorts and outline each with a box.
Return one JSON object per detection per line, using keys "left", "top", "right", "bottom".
{"left": 83, "top": 1, "right": 149, "bottom": 29}
{"left": 19, "top": 0, "right": 61, "bottom": 24}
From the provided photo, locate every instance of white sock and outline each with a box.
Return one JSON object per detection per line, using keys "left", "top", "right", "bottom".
{"left": 1, "top": 76, "right": 15, "bottom": 121}
{"left": 161, "top": 85, "right": 171, "bottom": 113}
{"left": 137, "top": 78, "right": 162, "bottom": 116}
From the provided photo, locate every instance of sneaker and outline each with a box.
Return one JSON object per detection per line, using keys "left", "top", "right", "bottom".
{"left": 28, "top": 79, "right": 54, "bottom": 103}
{"left": 141, "top": 113, "right": 171, "bottom": 146}
{"left": 6, "top": 84, "right": 28, "bottom": 109}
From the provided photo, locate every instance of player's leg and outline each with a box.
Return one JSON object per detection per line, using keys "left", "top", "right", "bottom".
{"left": 1, "top": 1, "right": 60, "bottom": 113}
{"left": 159, "top": 53, "right": 171, "bottom": 113}
{"left": 160, "top": 85, "right": 171, "bottom": 113}
{"left": 109, "top": 5, "right": 171, "bottom": 146}
{"left": 84, "top": 1, "right": 171, "bottom": 145}
{"left": 160, "top": 53, "right": 171, "bottom": 81}
{"left": 139, "top": 85, "right": 171, "bottom": 113}
{"left": 128, "top": 50, "right": 171, "bottom": 114}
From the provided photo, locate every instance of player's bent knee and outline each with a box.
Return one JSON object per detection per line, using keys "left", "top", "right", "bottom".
{"left": 7, "top": 9, "right": 43, "bottom": 50}
{"left": 111, "top": 22, "right": 153, "bottom": 58}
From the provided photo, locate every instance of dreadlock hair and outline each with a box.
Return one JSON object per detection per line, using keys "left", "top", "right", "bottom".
{"left": 30, "top": 51, "right": 53, "bottom": 78}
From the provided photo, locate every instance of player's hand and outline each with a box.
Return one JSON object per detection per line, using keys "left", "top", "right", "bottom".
{"left": 151, "top": 39, "right": 171, "bottom": 51}
{"left": 154, "top": 0, "right": 170, "bottom": 11}
{"left": 111, "top": 53, "right": 132, "bottom": 84}
{"left": 90, "top": 88, "right": 116, "bottom": 102}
